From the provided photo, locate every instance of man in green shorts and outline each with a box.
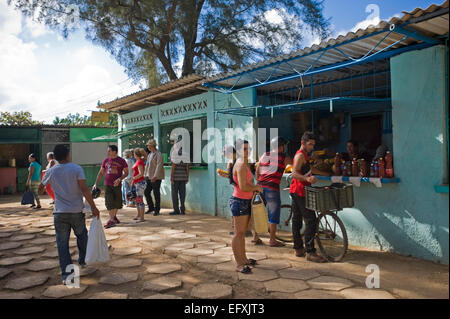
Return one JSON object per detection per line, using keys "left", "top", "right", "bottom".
{"left": 93, "top": 145, "right": 129, "bottom": 228}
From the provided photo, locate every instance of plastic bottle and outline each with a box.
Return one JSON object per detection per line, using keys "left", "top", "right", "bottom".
{"left": 370, "top": 163, "right": 375, "bottom": 177}
{"left": 378, "top": 157, "right": 385, "bottom": 178}
{"left": 385, "top": 151, "right": 394, "bottom": 177}
{"left": 334, "top": 153, "right": 342, "bottom": 176}
{"left": 360, "top": 159, "right": 367, "bottom": 177}
{"left": 341, "top": 160, "right": 346, "bottom": 176}
{"left": 351, "top": 158, "right": 358, "bottom": 176}
{"left": 374, "top": 160, "right": 379, "bottom": 177}
{"left": 346, "top": 161, "right": 352, "bottom": 177}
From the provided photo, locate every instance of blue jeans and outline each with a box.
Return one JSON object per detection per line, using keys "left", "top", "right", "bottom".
{"left": 262, "top": 187, "right": 281, "bottom": 225}
{"left": 54, "top": 213, "right": 88, "bottom": 281}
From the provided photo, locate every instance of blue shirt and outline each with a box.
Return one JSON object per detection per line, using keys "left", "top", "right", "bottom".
{"left": 29, "top": 162, "right": 41, "bottom": 182}
{"left": 42, "top": 163, "right": 86, "bottom": 213}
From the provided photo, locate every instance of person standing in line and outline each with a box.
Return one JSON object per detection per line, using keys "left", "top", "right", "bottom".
{"left": 26, "top": 153, "right": 42, "bottom": 209}
{"left": 229, "top": 139, "right": 263, "bottom": 274}
{"left": 131, "top": 148, "right": 147, "bottom": 223}
{"left": 122, "top": 149, "right": 136, "bottom": 207}
{"left": 93, "top": 145, "right": 128, "bottom": 229}
{"left": 144, "top": 139, "right": 165, "bottom": 216}
{"left": 38, "top": 144, "right": 100, "bottom": 284}
{"left": 169, "top": 146, "right": 189, "bottom": 215}
{"left": 290, "top": 131, "right": 327, "bottom": 263}
{"left": 42, "top": 152, "right": 57, "bottom": 205}
{"left": 255, "top": 136, "right": 292, "bottom": 247}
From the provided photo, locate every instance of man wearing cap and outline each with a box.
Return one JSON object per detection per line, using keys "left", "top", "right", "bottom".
{"left": 144, "top": 139, "right": 165, "bottom": 216}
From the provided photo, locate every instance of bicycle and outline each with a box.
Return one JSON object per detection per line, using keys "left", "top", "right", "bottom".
{"left": 275, "top": 175, "right": 349, "bottom": 262}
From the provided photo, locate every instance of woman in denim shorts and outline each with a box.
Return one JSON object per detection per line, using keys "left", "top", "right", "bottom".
{"left": 131, "top": 148, "right": 147, "bottom": 223}
{"left": 229, "top": 139, "right": 263, "bottom": 274}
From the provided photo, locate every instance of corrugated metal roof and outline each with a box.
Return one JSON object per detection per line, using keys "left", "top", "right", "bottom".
{"left": 99, "top": 74, "right": 206, "bottom": 113}
{"left": 206, "top": 1, "right": 448, "bottom": 90}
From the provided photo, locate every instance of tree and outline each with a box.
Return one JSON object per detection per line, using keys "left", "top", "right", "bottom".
{"left": 8, "top": 0, "right": 330, "bottom": 85}
{"left": 52, "top": 112, "right": 117, "bottom": 126}
{"left": 0, "top": 111, "right": 44, "bottom": 126}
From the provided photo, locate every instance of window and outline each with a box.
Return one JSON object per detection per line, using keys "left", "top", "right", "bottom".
{"left": 160, "top": 117, "right": 208, "bottom": 165}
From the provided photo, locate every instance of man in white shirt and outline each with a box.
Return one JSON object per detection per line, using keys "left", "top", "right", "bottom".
{"left": 39, "top": 144, "right": 100, "bottom": 284}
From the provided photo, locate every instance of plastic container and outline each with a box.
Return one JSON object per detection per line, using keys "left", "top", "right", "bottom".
{"left": 330, "top": 183, "right": 354, "bottom": 209}
{"left": 305, "top": 186, "right": 337, "bottom": 211}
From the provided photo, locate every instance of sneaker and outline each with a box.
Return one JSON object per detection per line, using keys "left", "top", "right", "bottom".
{"left": 180, "top": 211, "right": 185, "bottom": 215}
{"left": 33, "top": 205, "right": 41, "bottom": 210}
{"left": 306, "top": 252, "right": 328, "bottom": 263}
{"left": 145, "top": 209, "right": 154, "bottom": 215}
{"left": 169, "top": 211, "right": 180, "bottom": 215}
{"left": 29, "top": 204, "right": 36, "bottom": 208}
{"left": 114, "top": 216, "right": 120, "bottom": 224}
{"left": 153, "top": 211, "right": 160, "bottom": 216}
{"left": 104, "top": 219, "right": 117, "bottom": 229}
{"left": 295, "top": 248, "right": 306, "bottom": 257}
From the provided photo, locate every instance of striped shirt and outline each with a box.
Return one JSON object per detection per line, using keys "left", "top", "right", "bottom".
{"left": 172, "top": 162, "right": 189, "bottom": 181}
{"left": 257, "top": 152, "right": 286, "bottom": 191}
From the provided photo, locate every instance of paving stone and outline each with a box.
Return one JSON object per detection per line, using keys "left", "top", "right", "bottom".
{"left": 146, "top": 263, "right": 182, "bottom": 274}
{"left": 197, "top": 254, "right": 232, "bottom": 264}
{"left": 0, "top": 256, "right": 34, "bottom": 266}
{"left": 99, "top": 273, "right": 139, "bottom": 285}
{"left": 14, "top": 246, "right": 46, "bottom": 255}
{"left": 182, "top": 248, "right": 214, "bottom": 257}
{"left": 30, "top": 237, "right": 55, "bottom": 245}
{"left": 158, "top": 229, "right": 184, "bottom": 235}
{"left": 264, "top": 278, "right": 309, "bottom": 293}
{"left": 80, "top": 266, "right": 98, "bottom": 277}
{"left": 4, "top": 274, "right": 49, "bottom": 290}
{"left": 307, "top": 276, "right": 354, "bottom": 291}
{"left": 255, "top": 259, "right": 291, "bottom": 270}
{"left": 9, "top": 234, "right": 36, "bottom": 241}
{"left": 139, "top": 234, "right": 166, "bottom": 242}
{"left": 0, "top": 268, "right": 13, "bottom": 279}
{"left": 144, "top": 294, "right": 182, "bottom": 299}
{"left": 186, "top": 220, "right": 206, "bottom": 224}
{"left": 42, "top": 249, "right": 75, "bottom": 258}
{"left": 216, "top": 262, "right": 237, "bottom": 272}
{"left": 238, "top": 269, "right": 278, "bottom": 282}
{"left": 106, "top": 234, "right": 120, "bottom": 241}
{"left": 279, "top": 268, "right": 321, "bottom": 281}
{"left": 191, "top": 283, "right": 233, "bottom": 299}
{"left": 0, "top": 227, "right": 21, "bottom": 233}
{"left": 43, "top": 285, "right": 87, "bottom": 298}
{"left": 26, "top": 259, "right": 60, "bottom": 271}
{"left": 42, "top": 230, "right": 56, "bottom": 236}
{"left": 89, "top": 291, "right": 129, "bottom": 299}
{"left": 182, "top": 238, "right": 211, "bottom": 244}
{"left": 142, "top": 277, "right": 183, "bottom": 292}
{"left": 112, "top": 247, "right": 142, "bottom": 256}
{"left": 109, "top": 258, "right": 143, "bottom": 268}
{"left": 339, "top": 288, "right": 396, "bottom": 299}
{"left": 0, "top": 292, "right": 33, "bottom": 299}
{"left": 34, "top": 222, "right": 54, "bottom": 228}
{"left": 53, "top": 241, "right": 77, "bottom": 248}
{"left": 0, "top": 242, "right": 22, "bottom": 251}
{"left": 164, "top": 242, "right": 195, "bottom": 252}
{"left": 196, "top": 242, "right": 227, "bottom": 250}
{"left": 245, "top": 253, "right": 267, "bottom": 261}
{"left": 214, "top": 247, "right": 234, "bottom": 255}
{"left": 167, "top": 233, "right": 197, "bottom": 239}
{"left": 0, "top": 233, "right": 12, "bottom": 238}
{"left": 21, "top": 228, "right": 45, "bottom": 234}
{"left": 294, "top": 289, "right": 344, "bottom": 299}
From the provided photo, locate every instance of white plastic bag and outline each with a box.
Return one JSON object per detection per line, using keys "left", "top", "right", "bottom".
{"left": 86, "top": 217, "right": 110, "bottom": 265}
{"left": 82, "top": 199, "right": 92, "bottom": 214}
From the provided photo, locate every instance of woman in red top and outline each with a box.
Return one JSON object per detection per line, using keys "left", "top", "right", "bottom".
{"left": 131, "top": 148, "right": 147, "bottom": 223}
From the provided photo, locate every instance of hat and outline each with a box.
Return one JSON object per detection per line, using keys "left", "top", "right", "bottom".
{"left": 147, "top": 139, "right": 157, "bottom": 147}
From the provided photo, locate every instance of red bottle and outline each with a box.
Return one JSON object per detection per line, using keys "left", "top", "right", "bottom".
{"left": 385, "top": 151, "right": 394, "bottom": 177}
{"left": 374, "top": 160, "right": 379, "bottom": 177}
{"left": 351, "top": 158, "right": 358, "bottom": 176}
{"left": 378, "top": 157, "right": 385, "bottom": 178}
{"left": 334, "top": 153, "right": 342, "bottom": 176}
{"left": 370, "top": 163, "right": 375, "bottom": 177}
{"left": 341, "top": 160, "right": 347, "bottom": 176}
{"left": 346, "top": 161, "right": 352, "bottom": 176}
{"left": 360, "top": 159, "right": 367, "bottom": 177}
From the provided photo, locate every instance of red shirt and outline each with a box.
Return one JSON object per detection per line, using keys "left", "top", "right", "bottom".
{"left": 133, "top": 159, "right": 145, "bottom": 183}
{"left": 289, "top": 149, "right": 312, "bottom": 197}
{"left": 101, "top": 157, "right": 128, "bottom": 186}
{"left": 257, "top": 151, "right": 286, "bottom": 191}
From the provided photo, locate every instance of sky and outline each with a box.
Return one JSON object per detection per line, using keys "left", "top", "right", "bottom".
{"left": 0, "top": 0, "right": 441, "bottom": 124}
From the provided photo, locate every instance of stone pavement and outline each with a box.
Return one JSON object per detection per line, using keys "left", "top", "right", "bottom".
{"left": 0, "top": 195, "right": 448, "bottom": 299}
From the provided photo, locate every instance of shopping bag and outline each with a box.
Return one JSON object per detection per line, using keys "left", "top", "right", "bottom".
{"left": 251, "top": 192, "right": 269, "bottom": 234}
{"left": 85, "top": 217, "right": 110, "bottom": 265}
{"left": 82, "top": 199, "right": 92, "bottom": 214}
{"left": 21, "top": 190, "right": 34, "bottom": 205}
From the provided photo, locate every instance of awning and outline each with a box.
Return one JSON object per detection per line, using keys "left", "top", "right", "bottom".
{"left": 214, "top": 97, "right": 391, "bottom": 118}
{"left": 92, "top": 127, "right": 151, "bottom": 141}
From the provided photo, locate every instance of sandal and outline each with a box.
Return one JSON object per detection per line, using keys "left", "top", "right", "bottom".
{"left": 236, "top": 265, "right": 252, "bottom": 274}
{"left": 136, "top": 219, "right": 145, "bottom": 223}
{"left": 269, "top": 241, "right": 286, "bottom": 247}
{"left": 246, "top": 258, "right": 257, "bottom": 266}
{"left": 133, "top": 216, "right": 139, "bottom": 220}
{"left": 251, "top": 238, "right": 263, "bottom": 245}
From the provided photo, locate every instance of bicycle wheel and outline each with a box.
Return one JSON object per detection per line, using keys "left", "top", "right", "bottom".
{"left": 315, "top": 211, "right": 348, "bottom": 262}
{"left": 275, "top": 205, "right": 294, "bottom": 242}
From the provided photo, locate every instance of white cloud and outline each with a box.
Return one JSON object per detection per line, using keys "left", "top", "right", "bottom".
{"left": 0, "top": 0, "right": 144, "bottom": 124}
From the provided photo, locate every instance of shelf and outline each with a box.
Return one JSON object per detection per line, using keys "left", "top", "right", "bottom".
{"left": 313, "top": 175, "right": 400, "bottom": 183}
